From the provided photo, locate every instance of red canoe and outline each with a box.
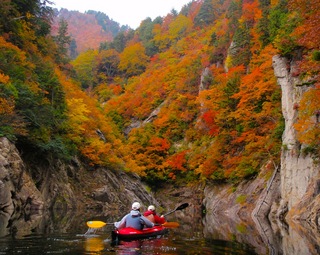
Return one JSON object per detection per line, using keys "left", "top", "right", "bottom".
{"left": 112, "top": 225, "right": 167, "bottom": 241}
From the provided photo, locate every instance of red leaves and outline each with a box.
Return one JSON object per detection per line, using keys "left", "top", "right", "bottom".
{"left": 201, "top": 110, "right": 220, "bottom": 136}
{"left": 167, "top": 151, "right": 188, "bottom": 171}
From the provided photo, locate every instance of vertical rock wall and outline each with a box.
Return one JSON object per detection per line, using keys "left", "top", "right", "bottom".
{"left": 272, "top": 55, "right": 319, "bottom": 224}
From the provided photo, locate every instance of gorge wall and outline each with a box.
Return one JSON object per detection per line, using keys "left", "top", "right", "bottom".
{"left": 202, "top": 55, "right": 320, "bottom": 254}
{"left": 202, "top": 54, "right": 319, "bottom": 226}
{"left": 0, "top": 137, "right": 159, "bottom": 237}
{"left": 272, "top": 55, "right": 320, "bottom": 226}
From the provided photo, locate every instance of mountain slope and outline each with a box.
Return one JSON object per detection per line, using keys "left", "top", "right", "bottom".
{"left": 51, "top": 8, "right": 126, "bottom": 54}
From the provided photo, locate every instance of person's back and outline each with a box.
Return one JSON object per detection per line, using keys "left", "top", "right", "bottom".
{"left": 114, "top": 202, "right": 154, "bottom": 230}
{"left": 125, "top": 209, "right": 145, "bottom": 230}
{"left": 143, "top": 205, "right": 166, "bottom": 224}
{"left": 145, "top": 213, "right": 155, "bottom": 223}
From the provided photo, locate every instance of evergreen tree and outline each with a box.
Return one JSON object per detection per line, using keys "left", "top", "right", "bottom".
{"left": 54, "top": 18, "right": 71, "bottom": 63}
{"left": 194, "top": 0, "right": 215, "bottom": 27}
{"left": 69, "top": 39, "right": 78, "bottom": 59}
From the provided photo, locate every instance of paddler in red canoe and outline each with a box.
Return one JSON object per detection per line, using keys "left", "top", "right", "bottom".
{"left": 114, "top": 202, "right": 154, "bottom": 230}
{"left": 143, "top": 205, "right": 166, "bottom": 224}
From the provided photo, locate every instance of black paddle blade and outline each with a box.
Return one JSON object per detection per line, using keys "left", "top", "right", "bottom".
{"left": 176, "top": 203, "right": 189, "bottom": 211}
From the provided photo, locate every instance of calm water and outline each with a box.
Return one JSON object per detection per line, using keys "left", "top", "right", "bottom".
{"left": 0, "top": 227, "right": 257, "bottom": 255}
{"left": 0, "top": 210, "right": 319, "bottom": 254}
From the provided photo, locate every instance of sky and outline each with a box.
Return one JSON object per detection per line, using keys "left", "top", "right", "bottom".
{"left": 49, "top": 0, "right": 192, "bottom": 29}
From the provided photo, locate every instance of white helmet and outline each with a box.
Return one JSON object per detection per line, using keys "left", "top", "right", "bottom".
{"left": 132, "top": 202, "right": 141, "bottom": 210}
{"left": 148, "top": 205, "right": 155, "bottom": 211}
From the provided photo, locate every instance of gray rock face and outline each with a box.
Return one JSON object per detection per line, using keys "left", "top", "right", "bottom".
{"left": 272, "top": 55, "right": 319, "bottom": 224}
{"left": 0, "top": 137, "right": 44, "bottom": 214}
{"left": 0, "top": 136, "right": 159, "bottom": 235}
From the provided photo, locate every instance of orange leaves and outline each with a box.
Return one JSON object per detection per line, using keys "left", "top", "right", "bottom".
{"left": 125, "top": 132, "right": 171, "bottom": 178}
{"left": 0, "top": 73, "right": 10, "bottom": 84}
{"left": 289, "top": 0, "right": 320, "bottom": 49}
{"left": 233, "top": 46, "right": 278, "bottom": 121}
{"left": 242, "top": 0, "right": 262, "bottom": 24}
{"left": 287, "top": 1, "right": 320, "bottom": 150}
{"left": 192, "top": 43, "right": 281, "bottom": 180}
{"left": 294, "top": 86, "right": 320, "bottom": 146}
{"left": 0, "top": 97, "right": 28, "bottom": 136}
{"left": 0, "top": 97, "right": 14, "bottom": 115}
{"left": 148, "top": 137, "right": 170, "bottom": 153}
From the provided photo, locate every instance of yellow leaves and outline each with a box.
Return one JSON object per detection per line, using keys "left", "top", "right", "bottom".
{"left": 71, "top": 49, "right": 98, "bottom": 88}
{"left": 119, "top": 42, "right": 149, "bottom": 77}
{"left": 168, "top": 15, "right": 192, "bottom": 40}
{"left": 153, "top": 14, "right": 192, "bottom": 51}
{"left": 66, "top": 98, "right": 90, "bottom": 128}
{"left": 55, "top": 68, "right": 123, "bottom": 167}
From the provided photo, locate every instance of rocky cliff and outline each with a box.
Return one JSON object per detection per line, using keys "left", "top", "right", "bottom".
{"left": 272, "top": 55, "right": 320, "bottom": 227}
{"left": 0, "top": 137, "right": 159, "bottom": 237}
{"left": 201, "top": 55, "right": 320, "bottom": 254}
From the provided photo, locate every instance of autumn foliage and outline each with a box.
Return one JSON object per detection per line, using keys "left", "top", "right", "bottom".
{"left": 1, "top": 0, "right": 318, "bottom": 185}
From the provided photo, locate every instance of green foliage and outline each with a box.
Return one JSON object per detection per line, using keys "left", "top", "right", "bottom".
{"left": 87, "top": 10, "right": 121, "bottom": 36}
{"left": 71, "top": 49, "right": 98, "bottom": 89}
{"left": 268, "top": 4, "right": 288, "bottom": 41}
{"left": 302, "top": 145, "right": 318, "bottom": 157}
{"left": 101, "top": 30, "right": 135, "bottom": 53}
{"left": 236, "top": 223, "right": 247, "bottom": 233}
{"left": 136, "top": 18, "right": 160, "bottom": 56}
{"left": 53, "top": 18, "right": 71, "bottom": 63}
{"left": 230, "top": 24, "right": 252, "bottom": 67}
{"left": 257, "top": 8, "right": 271, "bottom": 46}
{"left": 194, "top": 0, "right": 215, "bottom": 27}
{"left": 269, "top": 1, "right": 300, "bottom": 56}
{"left": 236, "top": 194, "right": 247, "bottom": 204}
{"left": 107, "top": 110, "right": 124, "bottom": 130}
{"left": 312, "top": 50, "right": 320, "bottom": 61}
{"left": 69, "top": 39, "right": 78, "bottom": 59}
{"left": 0, "top": 0, "right": 53, "bottom": 41}
{"left": 94, "top": 49, "right": 120, "bottom": 83}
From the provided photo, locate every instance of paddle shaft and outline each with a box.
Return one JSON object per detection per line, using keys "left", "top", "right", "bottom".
{"left": 163, "top": 203, "right": 189, "bottom": 217}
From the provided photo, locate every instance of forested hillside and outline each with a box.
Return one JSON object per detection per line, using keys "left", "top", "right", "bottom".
{"left": 51, "top": 8, "right": 129, "bottom": 56}
{"left": 0, "top": 0, "right": 319, "bottom": 188}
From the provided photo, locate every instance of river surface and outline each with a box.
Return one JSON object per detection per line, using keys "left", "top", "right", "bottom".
{"left": 0, "top": 230, "right": 257, "bottom": 254}
{"left": 0, "top": 210, "right": 319, "bottom": 254}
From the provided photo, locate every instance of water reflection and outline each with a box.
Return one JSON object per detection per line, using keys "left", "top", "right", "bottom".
{"left": 203, "top": 210, "right": 320, "bottom": 255}
{"left": 280, "top": 219, "right": 320, "bottom": 255}
{"left": 84, "top": 236, "right": 106, "bottom": 253}
{"left": 0, "top": 208, "right": 319, "bottom": 254}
